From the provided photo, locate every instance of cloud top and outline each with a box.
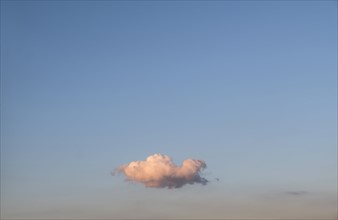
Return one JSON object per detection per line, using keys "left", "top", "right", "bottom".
{"left": 114, "top": 154, "right": 208, "bottom": 188}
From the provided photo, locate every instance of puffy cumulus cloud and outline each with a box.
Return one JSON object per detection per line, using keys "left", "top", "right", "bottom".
{"left": 114, "top": 154, "right": 208, "bottom": 188}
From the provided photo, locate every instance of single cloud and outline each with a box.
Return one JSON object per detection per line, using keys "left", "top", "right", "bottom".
{"left": 284, "top": 191, "right": 309, "bottom": 196}
{"left": 114, "top": 153, "right": 208, "bottom": 188}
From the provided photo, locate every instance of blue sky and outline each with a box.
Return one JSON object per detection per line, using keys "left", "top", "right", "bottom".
{"left": 1, "top": 1, "right": 337, "bottom": 219}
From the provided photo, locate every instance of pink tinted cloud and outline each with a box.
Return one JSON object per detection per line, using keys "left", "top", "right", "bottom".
{"left": 114, "top": 154, "right": 208, "bottom": 188}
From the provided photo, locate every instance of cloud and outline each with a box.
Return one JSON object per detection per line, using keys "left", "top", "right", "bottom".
{"left": 284, "top": 191, "right": 309, "bottom": 196}
{"left": 114, "top": 153, "right": 208, "bottom": 188}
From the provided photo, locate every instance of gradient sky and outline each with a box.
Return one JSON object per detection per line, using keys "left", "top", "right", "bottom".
{"left": 1, "top": 1, "right": 337, "bottom": 219}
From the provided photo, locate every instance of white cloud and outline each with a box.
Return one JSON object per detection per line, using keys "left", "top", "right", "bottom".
{"left": 114, "top": 154, "right": 208, "bottom": 188}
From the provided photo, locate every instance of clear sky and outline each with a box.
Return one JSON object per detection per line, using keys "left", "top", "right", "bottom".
{"left": 1, "top": 1, "right": 337, "bottom": 219}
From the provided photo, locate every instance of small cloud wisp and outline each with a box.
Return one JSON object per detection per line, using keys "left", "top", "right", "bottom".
{"left": 114, "top": 154, "right": 208, "bottom": 188}
{"left": 284, "top": 191, "right": 309, "bottom": 196}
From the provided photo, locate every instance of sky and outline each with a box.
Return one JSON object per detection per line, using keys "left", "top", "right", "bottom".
{"left": 1, "top": 0, "right": 337, "bottom": 219}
